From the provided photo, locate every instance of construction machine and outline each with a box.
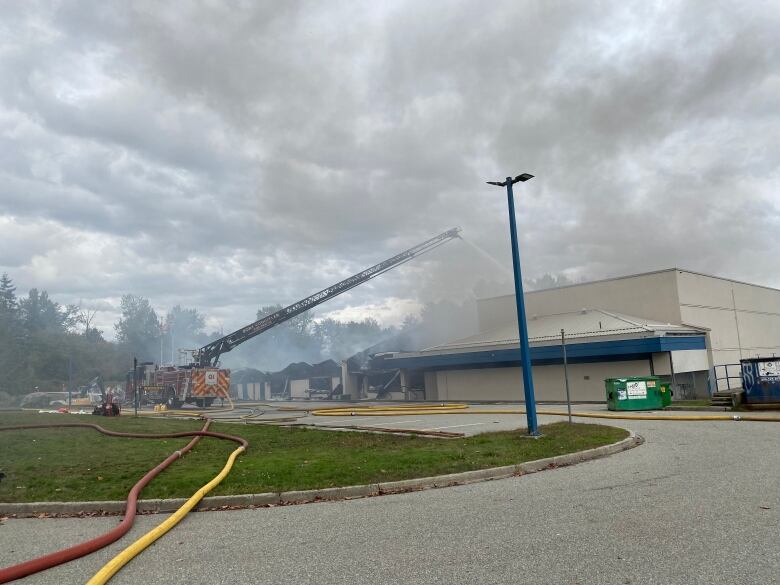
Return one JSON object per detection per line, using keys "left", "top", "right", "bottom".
{"left": 126, "top": 227, "right": 461, "bottom": 408}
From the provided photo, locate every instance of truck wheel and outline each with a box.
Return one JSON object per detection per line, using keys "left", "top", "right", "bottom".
{"left": 204, "top": 398, "right": 215, "bottom": 407}
{"left": 194, "top": 398, "right": 205, "bottom": 408}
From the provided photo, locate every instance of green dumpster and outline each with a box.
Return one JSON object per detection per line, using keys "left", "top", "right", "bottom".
{"left": 605, "top": 376, "right": 664, "bottom": 411}
{"left": 660, "top": 382, "right": 672, "bottom": 408}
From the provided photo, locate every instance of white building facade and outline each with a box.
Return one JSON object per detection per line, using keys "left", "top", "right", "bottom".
{"left": 374, "top": 269, "right": 780, "bottom": 401}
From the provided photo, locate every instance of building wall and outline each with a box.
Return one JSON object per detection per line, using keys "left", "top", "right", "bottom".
{"left": 424, "top": 371, "right": 438, "bottom": 399}
{"left": 474, "top": 269, "right": 780, "bottom": 392}
{"left": 289, "top": 379, "right": 309, "bottom": 399}
{"left": 477, "top": 270, "right": 682, "bottom": 332}
{"left": 650, "top": 351, "right": 710, "bottom": 398}
{"left": 429, "top": 359, "right": 652, "bottom": 402}
{"left": 233, "top": 382, "right": 265, "bottom": 400}
{"left": 651, "top": 350, "right": 709, "bottom": 375}
{"left": 676, "top": 271, "right": 780, "bottom": 374}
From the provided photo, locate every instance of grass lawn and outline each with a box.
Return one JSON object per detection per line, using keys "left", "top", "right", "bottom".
{"left": 0, "top": 412, "right": 627, "bottom": 503}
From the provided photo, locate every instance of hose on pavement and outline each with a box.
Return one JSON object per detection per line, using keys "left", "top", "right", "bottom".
{"left": 86, "top": 444, "right": 245, "bottom": 585}
{"left": 309, "top": 404, "right": 780, "bottom": 422}
{"left": 0, "top": 422, "right": 248, "bottom": 584}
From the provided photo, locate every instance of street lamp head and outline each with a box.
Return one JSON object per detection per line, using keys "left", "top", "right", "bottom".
{"left": 487, "top": 173, "right": 534, "bottom": 188}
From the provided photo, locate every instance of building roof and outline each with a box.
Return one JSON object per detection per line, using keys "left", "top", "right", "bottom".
{"left": 278, "top": 359, "right": 341, "bottom": 379}
{"left": 374, "top": 334, "right": 707, "bottom": 371}
{"left": 371, "top": 309, "right": 708, "bottom": 371}
{"left": 485, "top": 268, "right": 780, "bottom": 300}
{"left": 421, "top": 308, "right": 707, "bottom": 355}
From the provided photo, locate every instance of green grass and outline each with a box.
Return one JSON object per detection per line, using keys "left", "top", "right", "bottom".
{"left": 0, "top": 412, "right": 627, "bottom": 503}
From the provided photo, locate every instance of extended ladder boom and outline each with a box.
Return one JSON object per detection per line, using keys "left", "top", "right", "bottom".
{"left": 196, "top": 227, "right": 461, "bottom": 366}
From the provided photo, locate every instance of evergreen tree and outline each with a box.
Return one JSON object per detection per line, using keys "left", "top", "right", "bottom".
{"left": 0, "top": 272, "right": 18, "bottom": 316}
{"left": 0, "top": 273, "right": 21, "bottom": 395}
{"left": 19, "top": 288, "right": 75, "bottom": 332}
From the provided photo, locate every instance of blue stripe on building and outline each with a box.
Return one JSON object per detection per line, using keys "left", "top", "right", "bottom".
{"left": 373, "top": 335, "right": 706, "bottom": 371}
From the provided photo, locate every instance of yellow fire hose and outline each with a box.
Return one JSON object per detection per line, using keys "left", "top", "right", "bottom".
{"left": 136, "top": 390, "right": 237, "bottom": 418}
{"left": 85, "top": 445, "right": 245, "bottom": 585}
{"left": 310, "top": 404, "right": 780, "bottom": 422}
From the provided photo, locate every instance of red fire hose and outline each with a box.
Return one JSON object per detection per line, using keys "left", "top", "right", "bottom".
{"left": 0, "top": 422, "right": 248, "bottom": 584}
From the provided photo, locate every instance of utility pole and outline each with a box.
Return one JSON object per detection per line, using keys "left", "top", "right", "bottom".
{"left": 67, "top": 356, "right": 73, "bottom": 410}
{"left": 561, "top": 329, "right": 572, "bottom": 424}
{"left": 133, "top": 357, "right": 138, "bottom": 417}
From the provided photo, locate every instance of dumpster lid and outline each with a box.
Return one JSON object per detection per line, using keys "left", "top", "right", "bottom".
{"left": 605, "top": 376, "right": 660, "bottom": 383}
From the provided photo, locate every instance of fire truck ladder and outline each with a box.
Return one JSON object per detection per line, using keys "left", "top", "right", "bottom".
{"left": 195, "top": 227, "right": 461, "bottom": 367}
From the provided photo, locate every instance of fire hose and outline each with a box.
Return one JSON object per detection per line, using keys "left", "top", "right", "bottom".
{"left": 85, "top": 444, "right": 245, "bottom": 585}
{"left": 309, "top": 404, "right": 780, "bottom": 422}
{"left": 0, "top": 422, "right": 248, "bottom": 584}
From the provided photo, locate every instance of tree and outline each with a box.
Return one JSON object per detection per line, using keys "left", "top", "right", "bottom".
{"left": 525, "top": 273, "right": 574, "bottom": 291}
{"left": 256, "top": 305, "right": 314, "bottom": 337}
{"left": 76, "top": 306, "right": 98, "bottom": 333}
{"left": 164, "top": 305, "right": 206, "bottom": 362}
{"left": 114, "top": 295, "right": 160, "bottom": 362}
{"left": 0, "top": 273, "right": 18, "bottom": 315}
{"left": 315, "top": 317, "right": 387, "bottom": 360}
{"left": 19, "top": 289, "right": 75, "bottom": 333}
{"left": 84, "top": 327, "right": 105, "bottom": 342}
{"left": 0, "top": 273, "right": 22, "bottom": 395}
{"left": 73, "top": 305, "right": 108, "bottom": 342}
{"left": 224, "top": 305, "right": 322, "bottom": 371}
{"left": 0, "top": 274, "right": 134, "bottom": 397}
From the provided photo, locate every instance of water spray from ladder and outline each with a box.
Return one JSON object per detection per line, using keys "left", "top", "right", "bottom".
{"left": 460, "top": 236, "right": 513, "bottom": 278}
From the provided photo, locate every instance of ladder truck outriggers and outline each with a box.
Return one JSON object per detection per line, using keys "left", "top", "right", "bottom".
{"left": 127, "top": 227, "right": 461, "bottom": 408}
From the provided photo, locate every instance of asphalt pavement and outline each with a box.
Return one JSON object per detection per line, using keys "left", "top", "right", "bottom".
{"left": 2, "top": 411, "right": 779, "bottom": 584}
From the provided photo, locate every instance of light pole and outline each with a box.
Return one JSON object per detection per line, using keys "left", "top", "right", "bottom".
{"left": 487, "top": 173, "right": 540, "bottom": 436}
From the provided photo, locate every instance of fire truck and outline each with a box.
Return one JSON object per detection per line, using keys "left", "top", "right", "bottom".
{"left": 126, "top": 363, "right": 229, "bottom": 408}
{"left": 126, "top": 227, "right": 461, "bottom": 408}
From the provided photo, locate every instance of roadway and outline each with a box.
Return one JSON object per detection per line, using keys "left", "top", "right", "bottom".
{"left": 2, "top": 408, "right": 779, "bottom": 584}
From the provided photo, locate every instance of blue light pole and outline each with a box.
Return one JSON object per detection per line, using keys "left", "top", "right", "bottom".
{"left": 487, "top": 173, "right": 540, "bottom": 436}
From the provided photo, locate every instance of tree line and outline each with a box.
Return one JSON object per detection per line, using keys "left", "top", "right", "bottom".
{"left": 0, "top": 273, "right": 129, "bottom": 401}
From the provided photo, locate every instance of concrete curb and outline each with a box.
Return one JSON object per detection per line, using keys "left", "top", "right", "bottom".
{"left": 0, "top": 431, "right": 642, "bottom": 518}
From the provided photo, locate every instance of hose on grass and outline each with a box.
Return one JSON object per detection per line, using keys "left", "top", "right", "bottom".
{"left": 85, "top": 445, "right": 245, "bottom": 585}
{"left": 0, "top": 422, "right": 250, "bottom": 446}
{"left": 0, "top": 422, "right": 248, "bottom": 584}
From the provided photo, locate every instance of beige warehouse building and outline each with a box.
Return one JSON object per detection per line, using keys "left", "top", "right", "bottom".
{"left": 371, "top": 269, "right": 780, "bottom": 402}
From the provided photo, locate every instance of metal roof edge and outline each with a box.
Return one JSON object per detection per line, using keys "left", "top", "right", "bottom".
{"left": 673, "top": 269, "right": 780, "bottom": 293}
{"left": 479, "top": 267, "right": 780, "bottom": 301}
{"left": 481, "top": 268, "right": 680, "bottom": 300}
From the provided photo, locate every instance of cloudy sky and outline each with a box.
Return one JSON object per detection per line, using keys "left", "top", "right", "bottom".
{"left": 1, "top": 0, "right": 778, "bottom": 338}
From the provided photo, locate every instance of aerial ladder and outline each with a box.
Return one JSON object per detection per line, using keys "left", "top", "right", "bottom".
{"left": 193, "top": 227, "right": 461, "bottom": 367}
{"left": 132, "top": 227, "right": 460, "bottom": 408}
